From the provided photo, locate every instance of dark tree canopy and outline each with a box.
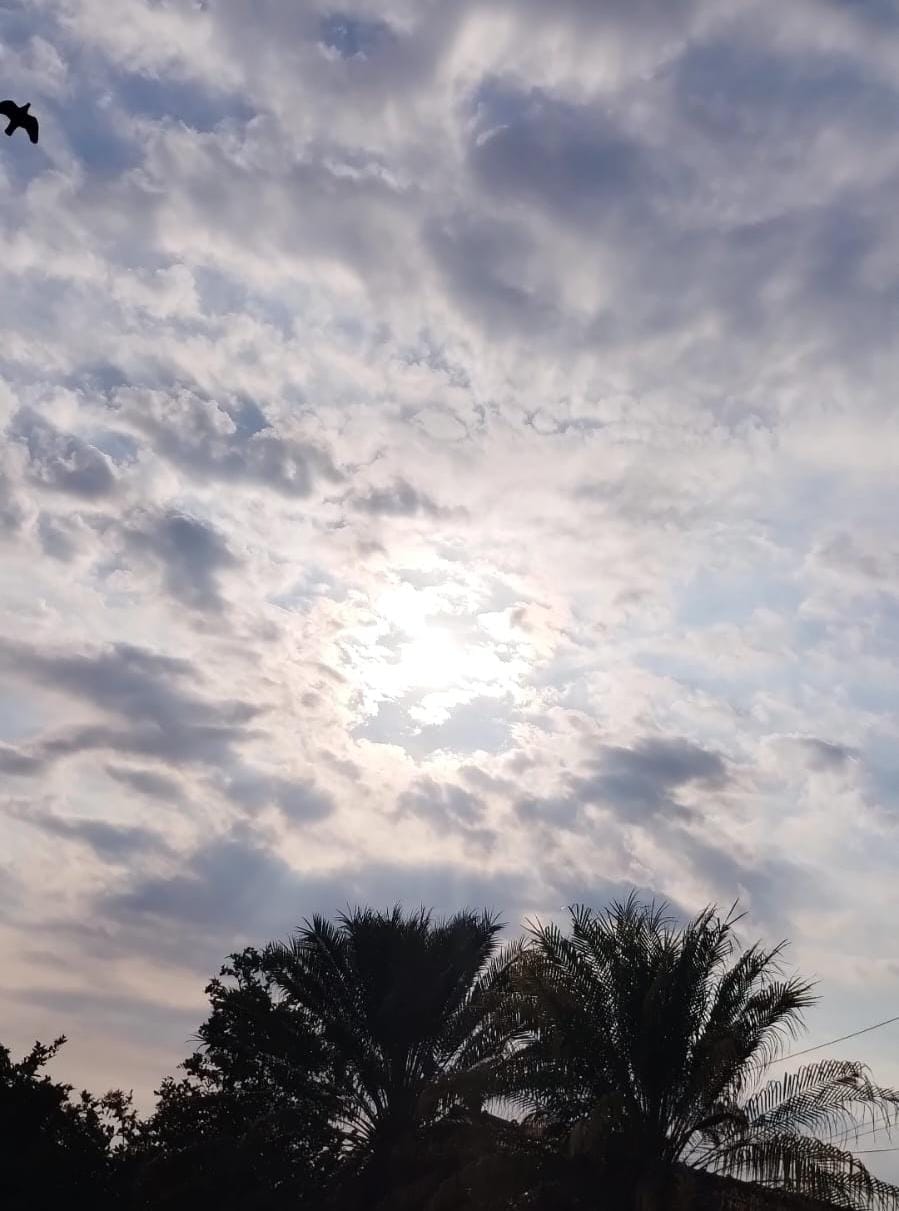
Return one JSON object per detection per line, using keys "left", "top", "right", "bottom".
{"left": 0, "top": 1037, "right": 121, "bottom": 1210}
{"left": 5, "top": 896, "right": 899, "bottom": 1211}
{"left": 126, "top": 947, "right": 341, "bottom": 1209}
{"left": 263, "top": 905, "right": 513, "bottom": 1209}
{"left": 492, "top": 896, "right": 899, "bottom": 1211}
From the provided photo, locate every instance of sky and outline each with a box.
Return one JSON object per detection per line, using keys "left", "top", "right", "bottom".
{"left": 1, "top": 0, "right": 899, "bottom": 1171}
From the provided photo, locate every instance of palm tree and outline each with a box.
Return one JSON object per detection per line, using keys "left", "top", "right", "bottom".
{"left": 264, "top": 905, "right": 512, "bottom": 1210}
{"left": 496, "top": 895, "right": 899, "bottom": 1211}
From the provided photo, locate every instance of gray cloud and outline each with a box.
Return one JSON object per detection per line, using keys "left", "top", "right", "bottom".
{"left": 9, "top": 985, "right": 200, "bottom": 1050}
{"left": 681, "top": 834, "right": 822, "bottom": 929}
{"left": 355, "top": 694, "right": 515, "bottom": 757}
{"left": 121, "top": 509, "right": 238, "bottom": 613}
{"left": 459, "top": 764, "right": 516, "bottom": 796}
{"left": 517, "top": 736, "right": 728, "bottom": 830}
{"left": 106, "top": 765, "right": 186, "bottom": 801}
{"left": 813, "top": 532, "right": 899, "bottom": 589}
{"left": 37, "top": 513, "right": 84, "bottom": 562}
{"left": 80, "top": 826, "right": 537, "bottom": 974}
{"left": 397, "top": 775, "right": 495, "bottom": 847}
{"left": 469, "top": 82, "right": 657, "bottom": 228}
{"left": 6, "top": 802, "right": 170, "bottom": 863}
{"left": 222, "top": 767, "right": 336, "bottom": 823}
{"left": 425, "top": 210, "right": 557, "bottom": 337}
{"left": 0, "top": 469, "right": 25, "bottom": 535}
{"left": 351, "top": 477, "right": 457, "bottom": 519}
{"left": 0, "top": 640, "right": 260, "bottom": 769}
{"left": 117, "top": 390, "right": 342, "bottom": 498}
{"left": 0, "top": 744, "right": 47, "bottom": 776}
{"left": 571, "top": 736, "right": 727, "bottom": 822}
{"left": 794, "top": 737, "right": 859, "bottom": 772}
{"left": 9, "top": 408, "right": 116, "bottom": 500}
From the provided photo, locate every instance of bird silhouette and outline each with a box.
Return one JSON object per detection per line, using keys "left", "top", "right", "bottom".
{"left": 0, "top": 100, "right": 38, "bottom": 144}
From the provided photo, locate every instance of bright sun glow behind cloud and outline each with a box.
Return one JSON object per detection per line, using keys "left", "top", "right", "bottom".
{"left": 350, "top": 582, "right": 531, "bottom": 724}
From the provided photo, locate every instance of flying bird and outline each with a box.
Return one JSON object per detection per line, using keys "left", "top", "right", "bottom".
{"left": 0, "top": 100, "right": 38, "bottom": 144}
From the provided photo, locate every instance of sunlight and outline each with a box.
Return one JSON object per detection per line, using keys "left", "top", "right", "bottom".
{"left": 354, "top": 582, "right": 527, "bottom": 707}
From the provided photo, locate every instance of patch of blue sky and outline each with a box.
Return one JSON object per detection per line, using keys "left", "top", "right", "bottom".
{"left": 860, "top": 736, "right": 899, "bottom": 813}
{"left": 193, "top": 268, "right": 324, "bottom": 340}
{"left": 269, "top": 565, "right": 347, "bottom": 614}
{"left": 352, "top": 693, "right": 514, "bottom": 757}
{"left": 0, "top": 135, "right": 48, "bottom": 192}
{"left": 221, "top": 397, "right": 270, "bottom": 438}
{"left": 63, "top": 363, "right": 132, "bottom": 397}
{"left": 0, "top": 694, "right": 44, "bottom": 745}
{"left": 676, "top": 571, "right": 803, "bottom": 631}
{"left": 114, "top": 71, "right": 255, "bottom": 133}
{"left": 84, "top": 429, "right": 141, "bottom": 465}
{"left": 56, "top": 91, "right": 143, "bottom": 178}
{"left": 636, "top": 650, "right": 798, "bottom": 709}
{"left": 319, "top": 13, "right": 395, "bottom": 60}
{"left": 469, "top": 76, "right": 527, "bottom": 128}
{"left": 0, "top": 2, "right": 40, "bottom": 47}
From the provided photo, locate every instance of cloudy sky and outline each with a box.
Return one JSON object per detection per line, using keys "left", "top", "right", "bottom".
{"left": 2, "top": 0, "right": 899, "bottom": 1163}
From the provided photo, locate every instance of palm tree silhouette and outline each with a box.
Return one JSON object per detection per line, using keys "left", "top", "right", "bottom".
{"left": 264, "top": 905, "right": 511, "bottom": 1210}
{"left": 494, "top": 896, "right": 899, "bottom": 1211}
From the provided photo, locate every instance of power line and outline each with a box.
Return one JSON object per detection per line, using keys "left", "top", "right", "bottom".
{"left": 822, "top": 1120, "right": 896, "bottom": 1147}
{"left": 771, "top": 1014, "right": 899, "bottom": 1063}
{"left": 854, "top": 1146, "right": 899, "bottom": 1155}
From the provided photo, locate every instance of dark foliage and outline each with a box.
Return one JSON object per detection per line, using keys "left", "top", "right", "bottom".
{"left": 263, "top": 905, "right": 514, "bottom": 1209}
{"left": 125, "top": 947, "right": 342, "bottom": 1208}
{"left": 7, "top": 896, "right": 899, "bottom": 1211}
{"left": 0, "top": 1036, "right": 124, "bottom": 1209}
{"left": 490, "top": 896, "right": 899, "bottom": 1210}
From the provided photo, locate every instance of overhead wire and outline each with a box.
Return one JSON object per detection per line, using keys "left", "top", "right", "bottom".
{"left": 769, "top": 1013, "right": 899, "bottom": 1064}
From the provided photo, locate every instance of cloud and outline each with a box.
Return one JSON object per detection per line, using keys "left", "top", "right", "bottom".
{"left": 37, "top": 512, "right": 88, "bottom": 562}
{"left": 793, "top": 737, "right": 859, "bottom": 772}
{"left": 105, "top": 765, "right": 185, "bottom": 801}
{"left": 351, "top": 477, "right": 458, "bottom": 519}
{"left": 0, "top": 469, "right": 26, "bottom": 534}
{"left": 549, "top": 735, "right": 730, "bottom": 825}
{"left": 85, "top": 825, "right": 538, "bottom": 969}
{"left": 5, "top": 801, "right": 170, "bottom": 863}
{"left": 319, "top": 13, "right": 397, "bottom": 60}
{"left": 0, "top": 640, "right": 260, "bottom": 769}
{"left": 8, "top": 985, "right": 200, "bottom": 1050}
{"left": 113, "top": 390, "right": 342, "bottom": 498}
{"left": 8, "top": 408, "right": 116, "bottom": 500}
{"left": 397, "top": 775, "right": 496, "bottom": 846}
{"left": 221, "top": 767, "right": 336, "bottom": 823}
{"left": 121, "top": 509, "right": 238, "bottom": 613}
{"left": 469, "top": 82, "right": 656, "bottom": 228}
{"left": 355, "top": 695, "right": 515, "bottom": 757}
{"left": 0, "top": 744, "right": 47, "bottom": 776}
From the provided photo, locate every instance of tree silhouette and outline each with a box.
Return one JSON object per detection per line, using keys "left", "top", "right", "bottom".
{"left": 491, "top": 896, "right": 899, "bottom": 1211}
{"left": 0, "top": 1036, "right": 122, "bottom": 1209}
{"left": 264, "top": 905, "right": 514, "bottom": 1210}
{"left": 127, "top": 947, "right": 341, "bottom": 1209}
{"left": 8, "top": 895, "right": 899, "bottom": 1211}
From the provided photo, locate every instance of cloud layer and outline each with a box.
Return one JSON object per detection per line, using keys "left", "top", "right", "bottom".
{"left": 1, "top": 0, "right": 899, "bottom": 1171}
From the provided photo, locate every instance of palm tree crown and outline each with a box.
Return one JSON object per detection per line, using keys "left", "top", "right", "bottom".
{"left": 498, "top": 895, "right": 899, "bottom": 1211}
{"left": 265, "top": 905, "right": 509, "bottom": 1207}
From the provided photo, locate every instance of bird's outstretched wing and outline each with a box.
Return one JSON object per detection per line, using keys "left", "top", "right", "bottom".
{"left": 0, "top": 101, "right": 17, "bottom": 121}
{"left": 22, "top": 113, "right": 38, "bottom": 144}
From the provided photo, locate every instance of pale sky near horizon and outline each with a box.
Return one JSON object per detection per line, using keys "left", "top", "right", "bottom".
{"left": 2, "top": 0, "right": 899, "bottom": 1177}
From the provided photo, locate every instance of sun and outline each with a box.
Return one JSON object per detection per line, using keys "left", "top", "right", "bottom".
{"left": 350, "top": 581, "right": 528, "bottom": 714}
